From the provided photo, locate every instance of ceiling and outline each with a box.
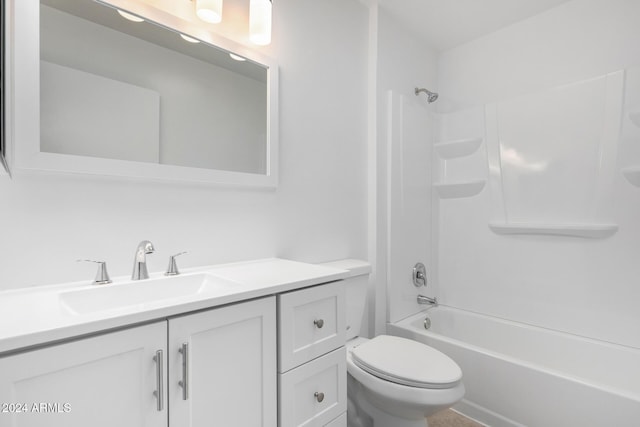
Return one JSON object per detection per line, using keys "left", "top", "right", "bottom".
{"left": 377, "top": 0, "right": 573, "bottom": 51}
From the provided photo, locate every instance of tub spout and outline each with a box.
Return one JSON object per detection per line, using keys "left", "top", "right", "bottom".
{"left": 417, "top": 294, "right": 438, "bottom": 307}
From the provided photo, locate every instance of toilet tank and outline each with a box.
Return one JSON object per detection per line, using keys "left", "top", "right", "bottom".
{"left": 320, "top": 259, "right": 371, "bottom": 341}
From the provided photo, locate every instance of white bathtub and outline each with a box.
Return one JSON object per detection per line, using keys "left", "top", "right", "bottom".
{"left": 387, "top": 306, "right": 640, "bottom": 427}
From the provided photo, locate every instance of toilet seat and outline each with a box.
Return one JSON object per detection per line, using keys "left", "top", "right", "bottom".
{"left": 350, "top": 335, "right": 462, "bottom": 389}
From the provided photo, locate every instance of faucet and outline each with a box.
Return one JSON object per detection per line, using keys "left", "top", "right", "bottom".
{"left": 132, "top": 240, "right": 155, "bottom": 280}
{"left": 417, "top": 294, "right": 438, "bottom": 307}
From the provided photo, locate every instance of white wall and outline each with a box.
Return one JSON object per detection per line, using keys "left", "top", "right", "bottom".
{"left": 374, "top": 9, "right": 439, "bottom": 329}
{"left": 0, "top": 0, "right": 369, "bottom": 291}
{"left": 436, "top": 0, "right": 640, "bottom": 348}
{"left": 438, "top": 0, "right": 640, "bottom": 112}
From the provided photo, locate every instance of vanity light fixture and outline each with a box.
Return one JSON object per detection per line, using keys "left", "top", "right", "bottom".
{"left": 249, "top": 0, "right": 272, "bottom": 46}
{"left": 117, "top": 9, "right": 144, "bottom": 22}
{"left": 180, "top": 34, "right": 201, "bottom": 43}
{"left": 229, "top": 53, "right": 246, "bottom": 61}
{"left": 196, "top": 0, "right": 223, "bottom": 24}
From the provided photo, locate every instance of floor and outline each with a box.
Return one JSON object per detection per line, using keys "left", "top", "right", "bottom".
{"left": 427, "top": 409, "right": 485, "bottom": 427}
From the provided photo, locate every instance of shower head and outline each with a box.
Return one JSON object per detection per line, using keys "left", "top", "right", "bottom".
{"left": 415, "top": 87, "right": 439, "bottom": 103}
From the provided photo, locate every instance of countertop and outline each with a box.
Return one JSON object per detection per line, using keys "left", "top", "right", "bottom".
{"left": 0, "top": 258, "right": 349, "bottom": 355}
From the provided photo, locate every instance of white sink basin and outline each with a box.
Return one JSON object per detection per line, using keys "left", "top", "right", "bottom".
{"left": 59, "top": 273, "right": 238, "bottom": 315}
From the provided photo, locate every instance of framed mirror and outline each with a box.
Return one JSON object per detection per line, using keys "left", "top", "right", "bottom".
{"left": 12, "top": 0, "right": 278, "bottom": 187}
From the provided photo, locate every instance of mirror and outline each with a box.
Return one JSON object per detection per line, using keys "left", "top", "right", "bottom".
{"left": 12, "top": 0, "right": 278, "bottom": 186}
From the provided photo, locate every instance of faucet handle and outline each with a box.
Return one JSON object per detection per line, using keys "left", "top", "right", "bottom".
{"left": 77, "top": 259, "right": 112, "bottom": 285}
{"left": 165, "top": 252, "right": 187, "bottom": 276}
{"left": 412, "top": 263, "right": 427, "bottom": 287}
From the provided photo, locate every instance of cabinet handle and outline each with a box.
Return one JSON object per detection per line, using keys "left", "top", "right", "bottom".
{"left": 153, "top": 350, "right": 164, "bottom": 411}
{"left": 178, "top": 343, "right": 189, "bottom": 400}
{"left": 314, "top": 391, "right": 325, "bottom": 403}
{"left": 313, "top": 319, "right": 324, "bottom": 329}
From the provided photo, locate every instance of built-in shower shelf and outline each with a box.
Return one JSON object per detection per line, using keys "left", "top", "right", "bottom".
{"left": 630, "top": 111, "right": 640, "bottom": 128}
{"left": 622, "top": 167, "right": 640, "bottom": 187}
{"left": 488, "top": 222, "right": 618, "bottom": 238}
{"left": 434, "top": 137, "right": 483, "bottom": 159}
{"left": 434, "top": 180, "right": 486, "bottom": 199}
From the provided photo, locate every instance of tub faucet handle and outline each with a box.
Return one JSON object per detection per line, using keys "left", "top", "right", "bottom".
{"left": 77, "top": 259, "right": 112, "bottom": 285}
{"left": 165, "top": 251, "right": 187, "bottom": 276}
{"left": 413, "top": 263, "right": 427, "bottom": 287}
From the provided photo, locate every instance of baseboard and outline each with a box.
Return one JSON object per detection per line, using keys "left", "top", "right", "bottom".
{"left": 453, "top": 399, "right": 525, "bottom": 427}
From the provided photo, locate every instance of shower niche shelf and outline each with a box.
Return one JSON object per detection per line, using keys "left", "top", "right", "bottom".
{"left": 434, "top": 180, "right": 486, "bottom": 199}
{"left": 630, "top": 111, "right": 640, "bottom": 128}
{"left": 434, "top": 137, "right": 483, "bottom": 159}
{"left": 488, "top": 222, "right": 618, "bottom": 238}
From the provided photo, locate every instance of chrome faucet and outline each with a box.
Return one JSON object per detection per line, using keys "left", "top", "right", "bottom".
{"left": 417, "top": 294, "right": 438, "bottom": 307}
{"left": 132, "top": 240, "right": 155, "bottom": 280}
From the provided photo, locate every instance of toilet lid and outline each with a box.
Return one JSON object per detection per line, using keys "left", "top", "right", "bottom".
{"left": 350, "top": 335, "right": 462, "bottom": 389}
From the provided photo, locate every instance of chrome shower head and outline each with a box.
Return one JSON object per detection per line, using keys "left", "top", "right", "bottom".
{"left": 415, "top": 87, "right": 439, "bottom": 103}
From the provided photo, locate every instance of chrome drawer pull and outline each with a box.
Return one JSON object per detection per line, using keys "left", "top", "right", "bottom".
{"left": 153, "top": 350, "right": 164, "bottom": 411}
{"left": 313, "top": 319, "right": 324, "bottom": 329}
{"left": 178, "top": 343, "right": 189, "bottom": 400}
{"left": 314, "top": 392, "right": 325, "bottom": 403}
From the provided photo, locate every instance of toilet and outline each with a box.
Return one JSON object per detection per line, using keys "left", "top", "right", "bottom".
{"left": 322, "top": 260, "right": 465, "bottom": 427}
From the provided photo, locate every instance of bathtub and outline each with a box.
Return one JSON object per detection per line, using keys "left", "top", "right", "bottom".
{"left": 387, "top": 306, "right": 640, "bottom": 427}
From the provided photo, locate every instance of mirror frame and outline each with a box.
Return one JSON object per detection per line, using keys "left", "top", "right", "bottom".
{"left": 0, "top": 0, "right": 10, "bottom": 176}
{"left": 10, "top": 0, "right": 279, "bottom": 187}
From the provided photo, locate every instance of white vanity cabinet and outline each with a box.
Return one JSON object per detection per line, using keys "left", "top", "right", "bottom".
{"left": 168, "top": 296, "right": 277, "bottom": 427}
{"left": 0, "top": 297, "right": 277, "bottom": 427}
{"left": 277, "top": 281, "right": 347, "bottom": 427}
{"left": 0, "top": 257, "right": 351, "bottom": 427}
{"left": 0, "top": 322, "right": 168, "bottom": 427}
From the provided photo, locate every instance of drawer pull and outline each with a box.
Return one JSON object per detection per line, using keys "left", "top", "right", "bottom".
{"left": 178, "top": 343, "right": 189, "bottom": 400}
{"left": 313, "top": 319, "right": 324, "bottom": 329}
{"left": 314, "top": 391, "right": 325, "bottom": 403}
{"left": 153, "top": 350, "right": 164, "bottom": 412}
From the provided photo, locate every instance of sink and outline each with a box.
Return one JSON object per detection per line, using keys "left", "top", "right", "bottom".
{"left": 59, "top": 273, "right": 238, "bottom": 315}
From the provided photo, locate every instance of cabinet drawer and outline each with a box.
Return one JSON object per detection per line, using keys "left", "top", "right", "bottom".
{"left": 278, "top": 281, "right": 345, "bottom": 372}
{"left": 278, "top": 347, "right": 346, "bottom": 427}
{"left": 324, "top": 413, "right": 346, "bottom": 427}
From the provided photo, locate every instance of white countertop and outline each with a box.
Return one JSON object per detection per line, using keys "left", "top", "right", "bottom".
{"left": 0, "top": 258, "right": 349, "bottom": 354}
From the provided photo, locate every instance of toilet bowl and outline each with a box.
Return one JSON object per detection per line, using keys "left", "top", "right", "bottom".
{"left": 320, "top": 259, "right": 464, "bottom": 427}
{"left": 346, "top": 336, "right": 465, "bottom": 427}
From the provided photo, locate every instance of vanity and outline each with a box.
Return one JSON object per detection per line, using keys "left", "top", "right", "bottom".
{"left": 0, "top": 1, "right": 340, "bottom": 423}
{"left": 0, "top": 259, "right": 349, "bottom": 427}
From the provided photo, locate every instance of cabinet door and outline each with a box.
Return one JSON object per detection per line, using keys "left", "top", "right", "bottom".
{"left": 169, "top": 297, "right": 277, "bottom": 427}
{"left": 0, "top": 322, "right": 167, "bottom": 427}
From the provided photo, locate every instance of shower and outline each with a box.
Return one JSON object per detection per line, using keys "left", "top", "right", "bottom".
{"left": 415, "top": 87, "right": 439, "bottom": 103}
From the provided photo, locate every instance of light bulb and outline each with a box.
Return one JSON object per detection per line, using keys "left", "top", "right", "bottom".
{"left": 229, "top": 53, "right": 247, "bottom": 61}
{"left": 249, "top": 0, "right": 272, "bottom": 46}
{"left": 117, "top": 9, "right": 144, "bottom": 23}
{"left": 196, "top": 0, "right": 223, "bottom": 24}
{"left": 180, "top": 34, "right": 200, "bottom": 43}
